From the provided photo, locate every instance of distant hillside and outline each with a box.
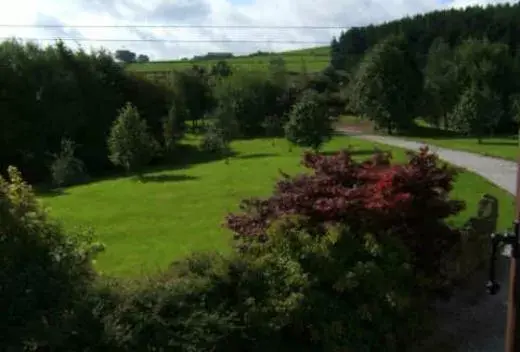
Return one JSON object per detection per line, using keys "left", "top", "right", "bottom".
{"left": 127, "top": 2, "right": 520, "bottom": 78}
{"left": 126, "top": 46, "right": 330, "bottom": 74}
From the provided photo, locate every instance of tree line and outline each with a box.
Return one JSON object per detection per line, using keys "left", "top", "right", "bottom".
{"left": 332, "top": 2, "right": 520, "bottom": 139}
{"left": 0, "top": 39, "right": 343, "bottom": 186}
{"left": 331, "top": 2, "right": 520, "bottom": 72}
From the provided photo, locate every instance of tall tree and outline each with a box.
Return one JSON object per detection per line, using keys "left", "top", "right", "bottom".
{"left": 449, "top": 84, "right": 503, "bottom": 143}
{"left": 453, "top": 38, "right": 514, "bottom": 133}
{"left": 115, "top": 49, "right": 136, "bottom": 63}
{"left": 423, "top": 37, "right": 458, "bottom": 128}
{"left": 136, "top": 54, "right": 150, "bottom": 63}
{"left": 108, "top": 102, "right": 157, "bottom": 173}
{"left": 284, "top": 89, "right": 333, "bottom": 151}
{"left": 350, "top": 34, "right": 423, "bottom": 134}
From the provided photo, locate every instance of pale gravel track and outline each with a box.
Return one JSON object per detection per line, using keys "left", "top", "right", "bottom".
{"left": 339, "top": 130, "right": 517, "bottom": 352}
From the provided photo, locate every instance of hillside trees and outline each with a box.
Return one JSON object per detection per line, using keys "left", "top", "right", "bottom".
{"left": 350, "top": 35, "right": 423, "bottom": 134}
{"left": 330, "top": 2, "right": 520, "bottom": 71}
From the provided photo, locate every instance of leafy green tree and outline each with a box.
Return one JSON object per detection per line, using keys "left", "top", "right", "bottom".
{"left": 423, "top": 37, "right": 459, "bottom": 128}
{"left": 108, "top": 102, "right": 158, "bottom": 173}
{"left": 115, "top": 49, "right": 136, "bottom": 63}
{"left": 212, "top": 71, "right": 282, "bottom": 137}
{"left": 449, "top": 84, "right": 503, "bottom": 143}
{"left": 452, "top": 38, "right": 514, "bottom": 133}
{"left": 350, "top": 34, "right": 423, "bottom": 134}
{"left": 171, "top": 68, "right": 214, "bottom": 131}
{"left": 284, "top": 89, "right": 333, "bottom": 151}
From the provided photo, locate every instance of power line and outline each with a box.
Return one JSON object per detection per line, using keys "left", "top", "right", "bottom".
{"left": 0, "top": 24, "right": 346, "bottom": 30}
{"left": 2, "top": 37, "right": 330, "bottom": 44}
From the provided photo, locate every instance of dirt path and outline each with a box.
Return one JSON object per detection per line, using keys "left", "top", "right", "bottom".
{"left": 338, "top": 129, "right": 516, "bottom": 352}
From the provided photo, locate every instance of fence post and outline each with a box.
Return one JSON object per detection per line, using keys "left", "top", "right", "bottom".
{"left": 504, "top": 157, "right": 520, "bottom": 352}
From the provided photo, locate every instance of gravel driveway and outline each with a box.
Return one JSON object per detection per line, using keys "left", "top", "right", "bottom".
{"left": 341, "top": 131, "right": 518, "bottom": 352}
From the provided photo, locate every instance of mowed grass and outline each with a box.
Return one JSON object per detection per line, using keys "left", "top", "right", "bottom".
{"left": 39, "top": 135, "right": 515, "bottom": 277}
{"left": 403, "top": 135, "right": 518, "bottom": 161}
{"left": 338, "top": 115, "right": 519, "bottom": 161}
{"left": 126, "top": 47, "right": 330, "bottom": 73}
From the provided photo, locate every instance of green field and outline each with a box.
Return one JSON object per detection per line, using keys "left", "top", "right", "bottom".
{"left": 40, "top": 135, "right": 515, "bottom": 277}
{"left": 126, "top": 46, "right": 330, "bottom": 74}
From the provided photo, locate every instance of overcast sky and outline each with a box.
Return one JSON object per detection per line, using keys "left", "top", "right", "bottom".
{"left": 0, "top": 0, "right": 515, "bottom": 60}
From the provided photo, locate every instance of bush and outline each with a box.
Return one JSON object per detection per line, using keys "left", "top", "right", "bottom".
{"left": 226, "top": 147, "right": 464, "bottom": 295}
{"left": 200, "top": 122, "right": 230, "bottom": 155}
{"left": 103, "top": 251, "right": 307, "bottom": 351}
{"left": 284, "top": 89, "right": 333, "bottom": 151}
{"left": 0, "top": 166, "right": 103, "bottom": 350}
{"left": 49, "top": 138, "right": 88, "bottom": 187}
{"left": 238, "top": 217, "right": 424, "bottom": 351}
{"left": 108, "top": 102, "right": 159, "bottom": 173}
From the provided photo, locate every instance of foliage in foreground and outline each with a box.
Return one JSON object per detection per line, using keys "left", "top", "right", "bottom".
{"left": 0, "top": 166, "right": 102, "bottom": 350}
{"left": 226, "top": 147, "right": 465, "bottom": 294}
{"left": 2, "top": 148, "right": 471, "bottom": 351}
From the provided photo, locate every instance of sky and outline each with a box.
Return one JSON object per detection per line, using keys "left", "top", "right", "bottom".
{"left": 0, "top": 0, "right": 516, "bottom": 61}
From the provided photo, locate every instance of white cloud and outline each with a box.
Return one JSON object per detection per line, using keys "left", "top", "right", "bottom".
{"left": 0, "top": 0, "right": 515, "bottom": 60}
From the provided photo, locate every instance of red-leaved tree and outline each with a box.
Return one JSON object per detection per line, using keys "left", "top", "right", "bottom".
{"left": 225, "top": 147, "right": 465, "bottom": 291}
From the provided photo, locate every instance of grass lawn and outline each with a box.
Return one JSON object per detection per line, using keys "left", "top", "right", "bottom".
{"left": 338, "top": 116, "right": 519, "bottom": 161}
{"left": 39, "top": 135, "right": 515, "bottom": 277}
{"left": 402, "top": 135, "right": 518, "bottom": 161}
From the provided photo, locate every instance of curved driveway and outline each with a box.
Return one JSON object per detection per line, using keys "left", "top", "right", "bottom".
{"left": 341, "top": 130, "right": 517, "bottom": 352}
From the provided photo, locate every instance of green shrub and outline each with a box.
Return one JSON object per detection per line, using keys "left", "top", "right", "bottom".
{"left": 0, "top": 166, "right": 103, "bottom": 350}
{"left": 108, "top": 102, "right": 159, "bottom": 173}
{"left": 240, "top": 217, "right": 426, "bottom": 351}
{"left": 49, "top": 138, "right": 88, "bottom": 187}
{"left": 284, "top": 89, "right": 333, "bottom": 151}
{"left": 103, "top": 250, "right": 308, "bottom": 351}
{"left": 200, "top": 123, "right": 229, "bottom": 154}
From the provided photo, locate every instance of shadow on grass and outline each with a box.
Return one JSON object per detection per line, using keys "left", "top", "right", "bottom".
{"left": 136, "top": 174, "right": 198, "bottom": 183}
{"left": 173, "top": 143, "right": 237, "bottom": 166}
{"left": 235, "top": 153, "right": 278, "bottom": 160}
{"left": 320, "top": 149, "right": 382, "bottom": 157}
{"left": 396, "top": 125, "right": 517, "bottom": 142}
{"left": 476, "top": 140, "right": 518, "bottom": 146}
{"left": 37, "top": 187, "right": 68, "bottom": 198}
